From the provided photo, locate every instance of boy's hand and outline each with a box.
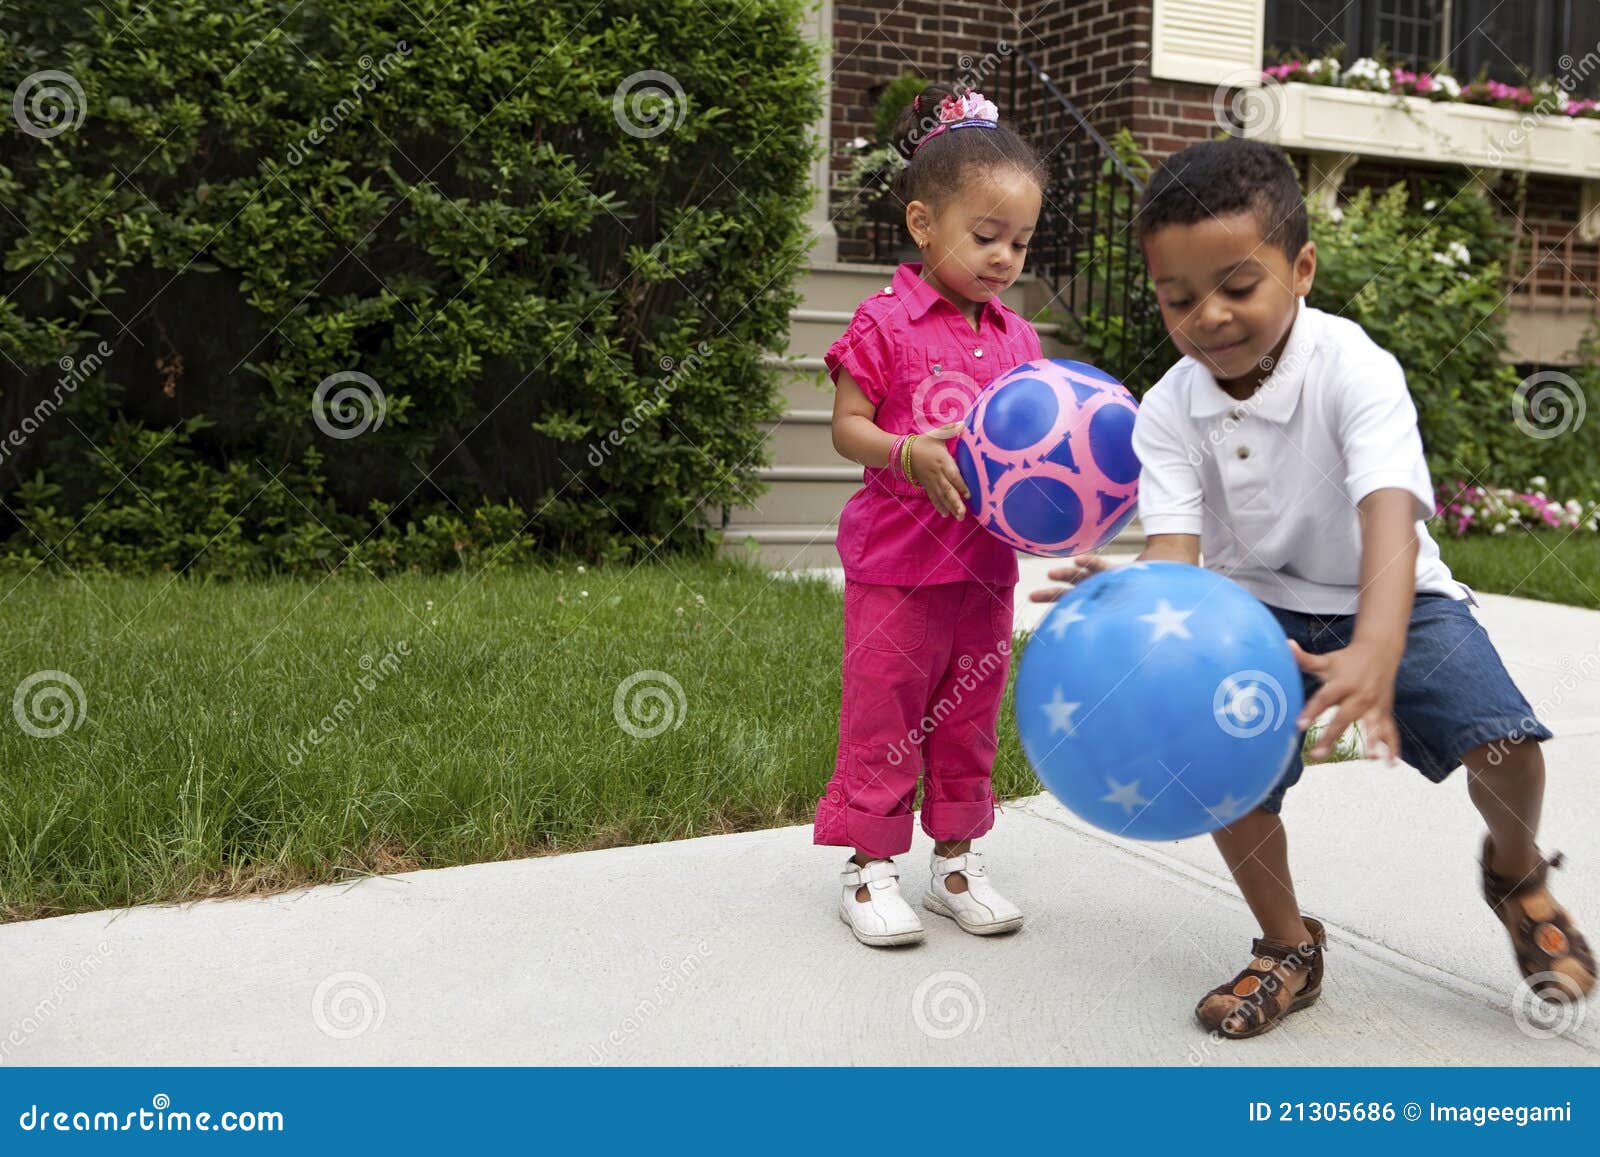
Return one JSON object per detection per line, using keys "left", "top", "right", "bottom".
{"left": 1289, "top": 639, "right": 1402, "bottom": 764}
{"left": 1027, "top": 554, "right": 1115, "bottom": 602}
{"left": 911, "top": 422, "right": 971, "bottom": 518}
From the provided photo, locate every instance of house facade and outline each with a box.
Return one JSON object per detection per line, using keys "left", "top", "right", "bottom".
{"left": 733, "top": 1, "right": 1599, "bottom": 567}
{"left": 808, "top": 0, "right": 1600, "bottom": 367}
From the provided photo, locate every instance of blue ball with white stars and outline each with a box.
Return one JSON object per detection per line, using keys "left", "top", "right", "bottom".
{"left": 1015, "top": 561, "right": 1304, "bottom": 840}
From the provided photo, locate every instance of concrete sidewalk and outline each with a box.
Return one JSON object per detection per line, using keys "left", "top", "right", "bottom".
{"left": 3, "top": 575, "right": 1599, "bottom": 1065}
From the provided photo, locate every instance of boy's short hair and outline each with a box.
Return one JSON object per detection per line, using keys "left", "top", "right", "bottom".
{"left": 1137, "top": 139, "right": 1309, "bottom": 259}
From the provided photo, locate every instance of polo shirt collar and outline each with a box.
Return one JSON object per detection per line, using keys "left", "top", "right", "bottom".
{"left": 1188, "top": 298, "right": 1315, "bottom": 424}
{"left": 893, "top": 262, "right": 1011, "bottom": 331}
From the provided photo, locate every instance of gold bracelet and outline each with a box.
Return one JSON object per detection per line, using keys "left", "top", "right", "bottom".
{"left": 901, "top": 433, "right": 919, "bottom": 486}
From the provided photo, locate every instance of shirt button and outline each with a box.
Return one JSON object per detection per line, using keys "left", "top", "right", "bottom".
{"left": 881, "top": 287, "right": 894, "bottom": 295}
{"left": 1235, "top": 446, "right": 1251, "bottom": 459}
{"left": 973, "top": 347, "right": 984, "bottom": 358}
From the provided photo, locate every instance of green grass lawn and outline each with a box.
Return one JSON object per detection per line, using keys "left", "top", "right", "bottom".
{"left": 1436, "top": 529, "right": 1600, "bottom": 609}
{"left": 12, "top": 531, "right": 1587, "bottom": 921}
{"left": 0, "top": 559, "right": 1043, "bottom": 920}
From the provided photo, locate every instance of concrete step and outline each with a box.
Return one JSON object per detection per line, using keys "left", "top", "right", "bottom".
{"left": 767, "top": 355, "right": 833, "bottom": 411}
{"left": 725, "top": 466, "right": 862, "bottom": 526}
{"left": 720, "top": 519, "right": 1149, "bottom": 571}
{"left": 783, "top": 306, "right": 1068, "bottom": 359}
{"left": 801, "top": 261, "right": 1036, "bottom": 315}
{"left": 758, "top": 409, "right": 839, "bottom": 467}
{"left": 717, "top": 525, "right": 843, "bottom": 571}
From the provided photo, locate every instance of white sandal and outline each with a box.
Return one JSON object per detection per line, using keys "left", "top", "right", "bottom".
{"left": 924, "top": 850, "right": 1024, "bottom": 935}
{"left": 838, "top": 858, "right": 924, "bottom": 946}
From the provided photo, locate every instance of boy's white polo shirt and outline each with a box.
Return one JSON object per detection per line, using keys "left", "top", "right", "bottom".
{"left": 1133, "top": 299, "right": 1468, "bottom": 615}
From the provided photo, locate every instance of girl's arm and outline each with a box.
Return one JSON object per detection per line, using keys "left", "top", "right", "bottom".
{"left": 831, "top": 370, "right": 970, "bottom": 518}
{"left": 830, "top": 370, "right": 895, "bottom": 469}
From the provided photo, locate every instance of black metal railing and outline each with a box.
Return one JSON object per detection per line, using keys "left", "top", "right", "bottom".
{"left": 1007, "top": 49, "right": 1168, "bottom": 390}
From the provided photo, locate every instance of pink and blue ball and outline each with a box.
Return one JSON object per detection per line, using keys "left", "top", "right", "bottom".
{"left": 955, "top": 359, "right": 1140, "bottom": 558}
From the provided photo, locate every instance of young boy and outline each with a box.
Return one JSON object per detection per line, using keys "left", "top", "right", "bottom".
{"left": 1033, "top": 138, "right": 1594, "bottom": 1038}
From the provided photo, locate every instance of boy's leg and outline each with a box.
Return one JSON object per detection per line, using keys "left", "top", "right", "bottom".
{"left": 1464, "top": 739, "right": 1594, "bottom": 995}
{"left": 1211, "top": 809, "right": 1311, "bottom": 947}
{"left": 1385, "top": 594, "right": 1590, "bottom": 995}
{"left": 1465, "top": 739, "right": 1544, "bottom": 880}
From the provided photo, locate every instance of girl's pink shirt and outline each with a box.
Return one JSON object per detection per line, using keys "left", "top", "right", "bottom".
{"left": 825, "top": 262, "right": 1043, "bottom": 586}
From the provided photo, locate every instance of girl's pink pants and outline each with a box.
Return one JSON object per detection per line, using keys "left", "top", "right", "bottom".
{"left": 813, "top": 579, "right": 1014, "bottom": 859}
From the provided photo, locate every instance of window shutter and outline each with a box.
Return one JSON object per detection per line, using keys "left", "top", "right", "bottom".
{"left": 1150, "top": 0, "right": 1265, "bottom": 86}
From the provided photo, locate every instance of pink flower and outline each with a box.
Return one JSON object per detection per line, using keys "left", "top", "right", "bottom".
{"left": 939, "top": 92, "right": 998, "bottom": 124}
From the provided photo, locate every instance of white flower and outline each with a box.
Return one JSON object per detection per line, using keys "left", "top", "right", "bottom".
{"left": 1461, "top": 505, "right": 1476, "bottom": 517}
{"left": 851, "top": 136, "right": 870, "bottom": 150}
{"left": 1435, "top": 74, "right": 1461, "bottom": 97}
{"left": 1493, "top": 523, "right": 1507, "bottom": 534}
{"left": 577, "top": 564, "right": 586, "bottom": 573}
{"left": 1447, "top": 240, "right": 1471, "bottom": 265}
{"left": 1530, "top": 475, "right": 1547, "bottom": 488}
{"left": 580, "top": 590, "right": 588, "bottom": 597}
{"left": 1566, "top": 499, "right": 1583, "bottom": 514}
{"left": 1509, "top": 510, "right": 1522, "bottom": 522}
{"left": 1431, "top": 250, "right": 1453, "bottom": 266}
{"left": 1305, "top": 59, "right": 1324, "bottom": 75}
{"left": 1328, "top": 206, "right": 1345, "bottom": 222}
{"left": 1423, "top": 199, "right": 1438, "bottom": 211}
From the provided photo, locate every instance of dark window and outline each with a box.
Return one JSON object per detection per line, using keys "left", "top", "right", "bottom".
{"left": 1266, "top": 0, "right": 1599, "bottom": 96}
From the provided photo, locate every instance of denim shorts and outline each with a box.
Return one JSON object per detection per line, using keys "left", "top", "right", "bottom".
{"left": 1260, "top": 592, "right": 1552, "bottom": 813}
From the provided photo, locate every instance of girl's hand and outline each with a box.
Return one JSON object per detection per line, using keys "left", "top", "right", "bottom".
{"left": 910, "top": 422, "right": 971, "bottom": 519}
{"left": 1027, "top": 554, "right": 1115, "bottom": 602}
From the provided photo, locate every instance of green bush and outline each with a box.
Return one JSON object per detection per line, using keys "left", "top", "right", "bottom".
{"left": 1308, "top": 181, "right": 1595, "bottom": 495}
{"left": 0, "top": 0, "right": 821, "bottom": 577}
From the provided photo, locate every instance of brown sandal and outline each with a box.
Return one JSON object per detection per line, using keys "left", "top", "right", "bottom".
{"left": 1196, "top": 916, "right": 1326, "bottom": 1039}
{"left": 1481, "top": 837, "right": 1596, "bottom": 1001}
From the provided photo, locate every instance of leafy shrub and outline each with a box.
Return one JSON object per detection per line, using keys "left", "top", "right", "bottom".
{"left": 0, "top": 0, "right": 820, "bottom": 577}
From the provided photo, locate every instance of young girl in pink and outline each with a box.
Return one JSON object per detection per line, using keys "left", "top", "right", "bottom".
{"left": 815, "top": 85, "right": 1047, "bottom": 946}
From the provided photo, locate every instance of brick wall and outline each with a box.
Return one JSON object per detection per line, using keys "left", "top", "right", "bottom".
{"left": 829, "top": 2, "right": 1020, "bottom": 260}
